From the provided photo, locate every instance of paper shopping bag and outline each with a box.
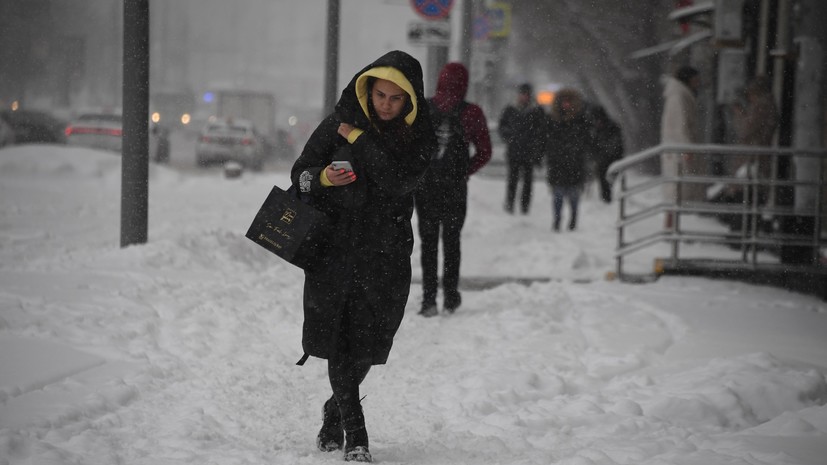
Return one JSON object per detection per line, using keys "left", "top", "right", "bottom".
{"left": 245, "top": 185, "right": 331, "bottom": 270}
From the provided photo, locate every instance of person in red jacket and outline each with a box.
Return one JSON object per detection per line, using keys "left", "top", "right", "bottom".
{"left": 414, "top": 62, "right": 491, "bottom": 316}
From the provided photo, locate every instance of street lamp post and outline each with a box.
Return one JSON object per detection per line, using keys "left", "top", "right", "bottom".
{"left": 121, "top": 0, "right": 150, "bottom": 247}
{"left": 323, "top": 0, "right": 340, "bottom": 117}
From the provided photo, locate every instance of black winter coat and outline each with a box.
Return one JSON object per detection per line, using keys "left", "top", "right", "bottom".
{"left": 544, "top": 115, "right": 594, "bottom": 187}
{"left": 290, "top": 50, "right": 436, "bottom": 365}
{"left": 498, "top": 104, "right": 546, "bottom": 165}
{"left": 593, "top": 120, "right": 624, "bottom": 171}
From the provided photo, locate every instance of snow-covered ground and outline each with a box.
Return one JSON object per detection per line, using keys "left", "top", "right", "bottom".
{"left": 1, "top": 143, "right": 826, "bottom": 465}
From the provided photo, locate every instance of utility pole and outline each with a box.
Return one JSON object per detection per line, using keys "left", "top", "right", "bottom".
{"left": 121, "top": 0, "right": 150, "bottom": 247}
{"left": 459, "top": 0, "right": 473, "bottom": 68}
{"left": 323, "top": 0, "right": 340, "bottom": 117}
{"left": 410, "top": 0, "right": 454, "bottom": 96}
{"left": 427, "top": 45, "right": 449, "bottom": 96}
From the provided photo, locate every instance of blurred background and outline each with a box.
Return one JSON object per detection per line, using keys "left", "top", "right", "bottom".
{"left": 1, "top": 0, "right": 825, "bottom": 165}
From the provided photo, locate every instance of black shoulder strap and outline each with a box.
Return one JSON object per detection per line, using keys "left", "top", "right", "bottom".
{"left": 451, "top": 101, "right": 468, "bottom": 122}
{"left": 429, "top": 99, "right": 467, "bottom": 120}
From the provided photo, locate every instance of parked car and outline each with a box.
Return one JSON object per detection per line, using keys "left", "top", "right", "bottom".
{"left": 0, "top": 109, "right": 67, "bottom": 145}
{"left": 195, "top": 117, "right": 266, "bottom": 171}
{"left": 65, "top": 112, "right": 170, "bottom": 162}
{"left": 65, "top": 113, "right": 123, "bottom": 153}
{"left": 0, "top": 117, "right": 14, "bottom": 148}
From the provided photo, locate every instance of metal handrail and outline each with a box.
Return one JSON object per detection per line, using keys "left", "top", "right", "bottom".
{"left": 605, "top": 143, "right": 827, "bottom": 279}
{"left": 606, "top": 143, "right": 827, "bottom": 183}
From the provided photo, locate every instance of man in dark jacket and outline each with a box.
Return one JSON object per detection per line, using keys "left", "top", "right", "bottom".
{"left": 414, "top": 62, "right": 491, "bottom": 317}
{"left": 499, "top": 83, "right": 546, "bottom": 214}
{"left": 291, "top": 50, "right": 436, "bottom": 463}
{"left": 590, "top": 105, "right": 624, "bottom": 203}
{"left": 545, "top": 88, "right": 594, "bottom": 231}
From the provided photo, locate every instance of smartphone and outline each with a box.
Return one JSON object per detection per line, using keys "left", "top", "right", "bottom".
{"left": 331, "top": 161, "right": 353, "bottom": 172}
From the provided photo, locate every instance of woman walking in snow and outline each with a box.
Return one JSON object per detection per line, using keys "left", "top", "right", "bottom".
{"left": 290, "top": 50, "right": 436, "bottom": 462}
{"left": 660, "top": 65, "right": 701, "bottom": 228}
{"left": 544, "top": 88, "right": 593, "bottom": 231}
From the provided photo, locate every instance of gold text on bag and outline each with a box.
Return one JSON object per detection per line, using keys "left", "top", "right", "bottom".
{"left": 245, "top": 184, "right": 332, "bottom": 270}
{"left": 257, "top": 234, "right": 283, "bottom": 249}
{"left": 264, "top": 222, "right": 293, "bottom": 240}
{"left": 280, "top": 208, "right": 297, "bottom": 224}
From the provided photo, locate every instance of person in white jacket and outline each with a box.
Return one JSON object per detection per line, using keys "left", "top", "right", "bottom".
{"left": 660, "top": 66, "right": 701, "bottom": 229}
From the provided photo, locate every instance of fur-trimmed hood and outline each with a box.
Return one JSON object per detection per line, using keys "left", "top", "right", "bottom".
{"left": 550, "top": 87, "right": 585, "bottom": 122}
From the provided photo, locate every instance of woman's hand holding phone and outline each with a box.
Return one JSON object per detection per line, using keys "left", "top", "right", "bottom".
{"left": 326, "top": 162, "right": 356, "bottom": 186}
{"left": 326, "top": 123, "right": 358, "bottom": 186}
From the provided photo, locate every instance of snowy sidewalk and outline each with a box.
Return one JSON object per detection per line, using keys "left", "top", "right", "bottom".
{"left": 2, "top": 145, "right": 826, "bottom": 465}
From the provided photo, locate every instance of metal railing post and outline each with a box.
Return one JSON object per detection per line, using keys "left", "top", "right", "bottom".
{"left": 616, "top": 173, "right": 627, "bottom": 278}
{"left": 604, "top": 143, "right": 826, "bottom": 278}
{"left": 750, "top": 155, "right": 761, "bottom": 266}
{"left": 671, "top": 156, "right": 681, "bottom": 262}
{"left": 814, "top": 156, "right": 825, "bottom": 264}
{"left": 740, "top": 161, "right": 751, "bottom": 262}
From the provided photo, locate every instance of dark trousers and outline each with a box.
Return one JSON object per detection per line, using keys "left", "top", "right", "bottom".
{"left": 597, "top": 162, "right": 613, "bottom": 203}
{"left": 327, "top": 300, "right": 371, "bottom": 432}
{"left": 552, "top": 185, "right": 581, "bottom": 230}
{"left": 506, "top": 158, "right": 534, "bottom": 213}
{"left": 414, "top": 186, "right": 467, "bottom": 306}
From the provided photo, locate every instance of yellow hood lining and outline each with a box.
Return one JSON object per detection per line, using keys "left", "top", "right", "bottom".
{"left": 355, "top": 66, "right": 417, "bottom": 126}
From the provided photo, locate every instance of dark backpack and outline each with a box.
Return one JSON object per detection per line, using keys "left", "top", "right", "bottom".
{"left": 426, "top": 99, "right": 469, "bottom": 184}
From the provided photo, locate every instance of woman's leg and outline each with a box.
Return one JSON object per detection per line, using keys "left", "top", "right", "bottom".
{"left": 552, "top": 187, "right": 564, "bottom": 231}
{"left": 317, "top": 394, "right": 343, "bottom": 451}
{"left": 328, "top": 353, "right": 371, "bottom": 460}
{"left": 505, "top": 157, "right": 519, "bottom": 213}
{"left": 328, "top": 356, "right": 370, "bottom": 425}
{"left": 441, "top": 191, "right": 467, "bottom": 312}
{"left": 415, "top": 197, "right": 440, "bottom": 312}
{"left": 327, "top": 303, "right": 372, "bottom": 460}
{"left": 568, "top": 187, "right": 581, "bottom": 230}
{"left": 519, "top": 162, "right": 534, "bottom": 213}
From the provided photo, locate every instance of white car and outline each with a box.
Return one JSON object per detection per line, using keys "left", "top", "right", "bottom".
{"left": 195, "top": 118, "right": 265, "bottom": 171}
{"left": 65, "top": 112, "right": 170, "bottom": 162}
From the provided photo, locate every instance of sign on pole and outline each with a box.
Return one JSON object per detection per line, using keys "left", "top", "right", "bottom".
{"left": 408, "top": 20, "right": 451, "bottom": 46}
{"left": 410, "top": 0, "right": 454, "bottom": 20}
{"left": 486, "top": 2, "right": 511, "bottom": 38}
{"left": 472, "top": 2, "right": 511, "bottom": 41}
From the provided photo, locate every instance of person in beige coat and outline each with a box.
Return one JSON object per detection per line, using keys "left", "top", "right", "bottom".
{"left": 660, "top": 66, "right": 701, "bottom": 229}
{"left": 731, "top": 75, "right": 779, "bottom": 180}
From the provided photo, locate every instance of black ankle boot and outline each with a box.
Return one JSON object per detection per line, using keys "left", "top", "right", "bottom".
{"left": 344, "top": 427, "right": 371, "bottom": 462}
{"left": 444, "top": 291, "right": 461, "bottom": 314}
{"left": 316, "top": 396, "right": 343, "bottom": 452}
{"left": 342, "top": 406, "right": 371, "bottom": 462}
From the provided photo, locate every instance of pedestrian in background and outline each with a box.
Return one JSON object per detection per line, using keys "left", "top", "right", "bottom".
{"left": 414, "top": 62, "right": 491, "bottom": 317}
{"left": 544, "top": 88, "right": 593, "bottom": 231}
{"left": 498, "top": 83, "right": 546, "bottom": 214}
{"left": 290, "top": 50, "right": 436, "bottom": 463}
{"left": 730, "top": 75, "right": 779, "bottom": 182}
{"left": 723, "top": 75, "right": 780, "bottom": 231}
{"left": 660, "top": 65, "right": 701, "bottom": 229}
{"left": 590, "top": 105, "right": 624, "bottom": 203}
